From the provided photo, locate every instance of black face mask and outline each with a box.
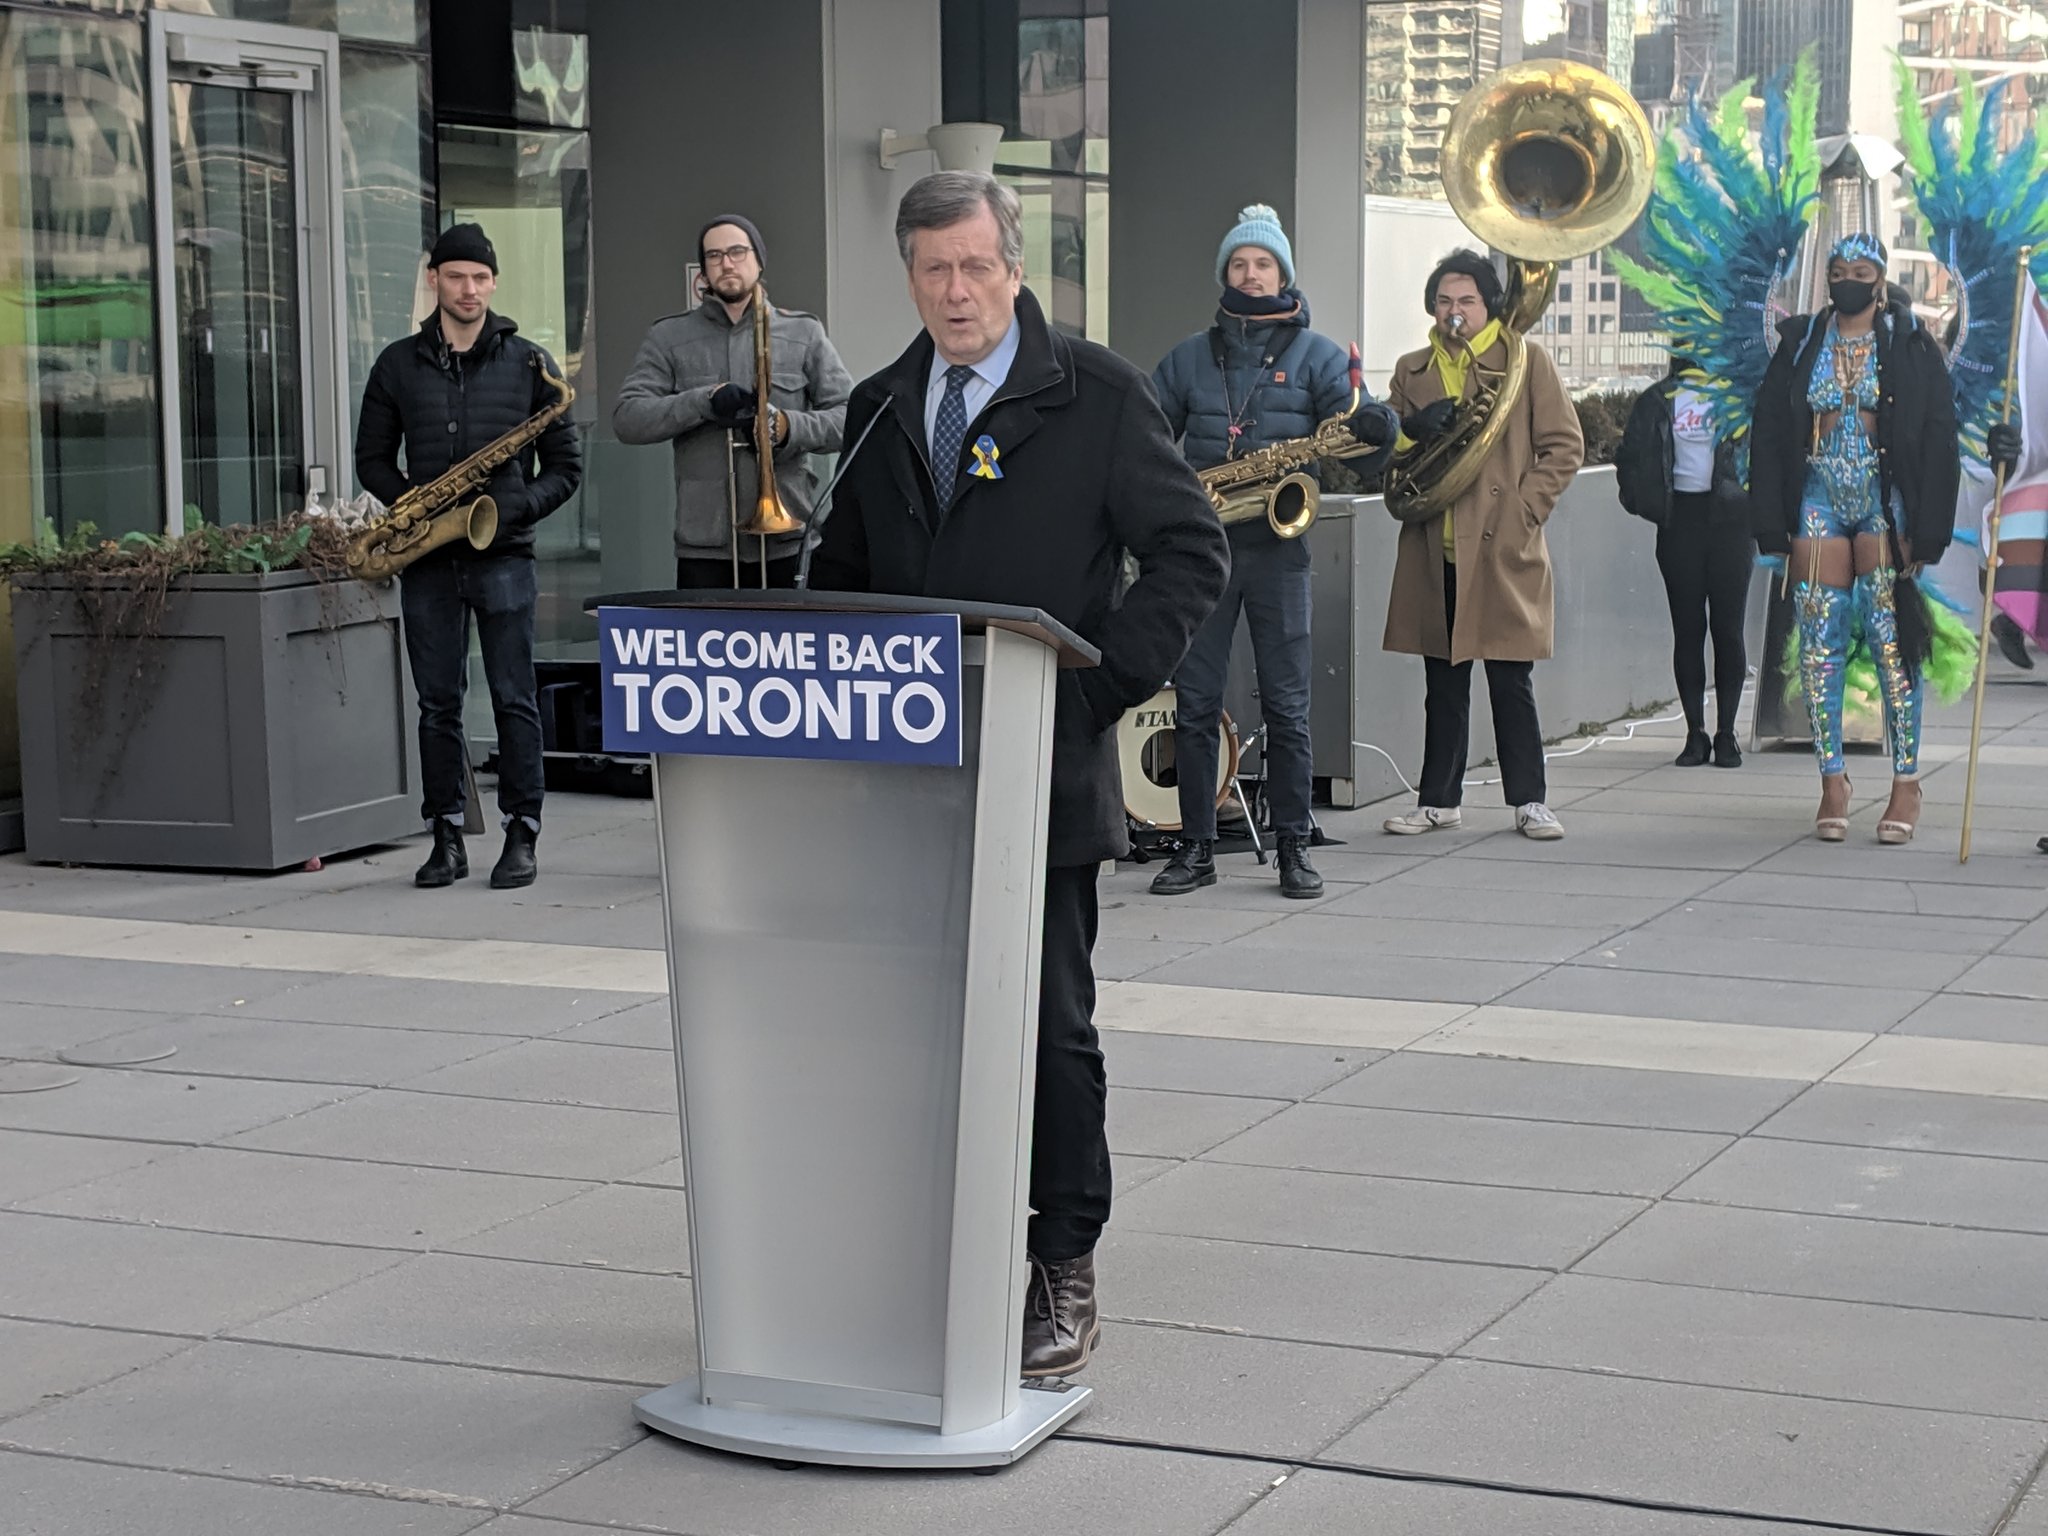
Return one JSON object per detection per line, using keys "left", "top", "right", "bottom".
{"left": 1829, "top": 278, "right": 1878, "bottom": 317}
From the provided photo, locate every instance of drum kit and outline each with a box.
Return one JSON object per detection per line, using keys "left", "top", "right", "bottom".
{"left": 1116, "top": 685, "right": 1265, "bottom": 862}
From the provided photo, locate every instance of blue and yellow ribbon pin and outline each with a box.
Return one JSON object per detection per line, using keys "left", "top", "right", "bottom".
{"left": 970, "top": 434, "right": 1003, "bottom": 480}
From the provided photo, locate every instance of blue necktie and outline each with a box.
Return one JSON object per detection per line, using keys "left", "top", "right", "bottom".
{"left": 930, "top": 363, "right": 976, "bottom": 512}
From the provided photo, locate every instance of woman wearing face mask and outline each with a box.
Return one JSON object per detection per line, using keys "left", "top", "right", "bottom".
{"left": 1749, "top": 234, "right": 1961, "bottom": 843}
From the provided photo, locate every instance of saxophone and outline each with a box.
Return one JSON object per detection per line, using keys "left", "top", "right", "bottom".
{"left": 347, "top": 357, "right": 576, "bottom": 583}
{"left": 1198, "top": 346, "right": 1364, "bottom": 540}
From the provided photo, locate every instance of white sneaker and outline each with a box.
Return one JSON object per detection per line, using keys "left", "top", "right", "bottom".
{"left": 1383, "top": 806, "right": 1463, "bottom": 835}
{"left": 1516, "top": 803, "right": 1564, "bottom": 840}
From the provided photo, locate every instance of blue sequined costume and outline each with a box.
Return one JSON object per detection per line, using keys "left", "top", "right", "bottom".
{"left": 1794, "top": 323, "right": 1922, "bottom": 778}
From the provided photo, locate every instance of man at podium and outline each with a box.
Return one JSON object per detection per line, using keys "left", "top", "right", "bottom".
{"left": 808, "top": 171, "right": 1228, "bottom": 1378}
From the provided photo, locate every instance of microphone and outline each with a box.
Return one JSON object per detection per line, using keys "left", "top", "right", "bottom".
{"left": 794, "top": 402, "right": 888, "bottom": 589}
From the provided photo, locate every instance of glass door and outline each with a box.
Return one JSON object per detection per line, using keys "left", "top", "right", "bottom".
{"left": 149, "top": 14, "right": 347, "bottom": 533}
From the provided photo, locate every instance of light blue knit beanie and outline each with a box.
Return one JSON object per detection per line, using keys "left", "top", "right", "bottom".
{"left": 1216, "top": 203, "right": 1295, "bottom": 286}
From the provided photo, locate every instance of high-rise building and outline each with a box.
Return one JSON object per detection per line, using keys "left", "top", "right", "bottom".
{"left": 1363, "top": 2, "right": 1506, "bottom": 197}
{"left": 1738, "top": 0, "right": 1854, "bottom": 132}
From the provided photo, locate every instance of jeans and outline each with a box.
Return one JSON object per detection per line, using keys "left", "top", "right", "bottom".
{"left": 1655, "top": 494, "right": 1752, "bottom": 736}
{"left": 400, "top": 554, "right": 543, "bottom": 826}
{"left": 1030, "top": 862, "right": 1111, "bottom": 1263}
{"left": 1419, "top": 564, "right": 1547, "bottom": 808}
{"left": 1171, "top": 534, "right": 1314, "bottom": 838}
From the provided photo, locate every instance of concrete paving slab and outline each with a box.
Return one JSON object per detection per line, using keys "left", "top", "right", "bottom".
{"left": 1067, "top": 1322, "right": 1425, "bottom": 1458}
{"left": 1113, "top": 1154, "right": 1179, "bottom": 1196}
{"left": 1956, "top": 954, "right": 2048, "bottom": 1001}
{"left": 0, "top": 1319, "right": 191, "bottom": 1421}
{"left": 1320, "top": 879, "right": 1661, "bottom": 929}
{"left": 0, "top": 1066, "right": 357, "bottom": 1145}
{"left": 1315, "top": 1052, "right": 1803, "bottom": 1133}
{"left": 0, "top": 1001, "right": 186, "bottom": 1059}
{"left": 1441, "top": 814, "right": 1791, "bottom": 870}
{"left": 25, "top": 1146, "right": 590, "bottom": 1250}
{"left": 1672, "top": 1136, "right": 2048, "bottom": 1233}
{"left": 1577, "top": 931, "right": 1978, "bottom": 991}
{"left": 1099, "top": 1228, "right": 1543, "bottom": 1353}
{"left": 0, "top": 1211, "right": 402, "bottom": 1333}
{"left": 1226, "top": 911, "right": 1620, "bottom": 963}
{"left": 1217, "top": 1469, "right": 1863, "bottom": 1536}
{"left": 0, "top": 1128, "right": 177, "bottom": 1204}
{"left": 1637, "top": 899, "right": 2018, "bottom": 957}
{"left": 1393, "top": 856, "right": 1726, "bottom": 899}
{"left": 1491, "top": 966, "right": 1926, "bottom": 1032}
{"left": 1416, "top": 1007, "right": 1870, "bottom": 1081}
{"left": 218, "top": 887, "right": 669, "bottom": 951}
{"left": 1575, "top": 1201, "right": 2048, "bottom": 1319}
{"left": 237, "top": 974, "right": 656, "bottom": 1035}
{"left": 1142, "top": 944, "right": 1544, "bottom": 1004}
{"left": 397, "top": 1038, "right": 680, "bottom": 1114}
{"left": 2008, "top": 1482, "right": 2048, "bottom": 1536}
{"left": 0, "top": 957, "right": 328, "bottom": 1014}
{"left": 1323, "top": 1357, "right": 2048, "bottom": 1535}
{"left": 1894, "top": 993, "right": 2048, "bottom": 1046}
{"left": 227, "top": 1088, "right": 678, "bottom": 1182}
{"left": 1753, "top": 842, "right": 2047, "bottom": 888}
{"left": 447, "top": 1182, "right": 689, "bottom": 1275}
{"left": 1091, "top": 936, "right": 1205, "bottom": 979}
{"left": 1100, "top": 1028, "right": 1372, "bottom": 1100}
{"left": 523, "top": 1433, "right": 1273, "bottom": 1536}
{"left": 1703, "top": 871, "right": 2048, "bottom": 921}
{"left": 1115, "top": 1158, "right": 1643, "bottom": 1269}
{"left": 1096, "top": 899, "right": 1290, "bottom": 945}
{"left": 1107, "top": 1086, "right": 1286, "bottom": 1160}
{"left": 238, "top": 1251, "right": 694, "bottom": 1386}
{"left": 3, "top": 1340, "right": 637, "bottom": 1508}
{"left": 547, "top": 999, "right": 673, "bottom": 1051}
{"left": 1759, "top": 1083, "right": 2048, "bottom": 1159}
{"left": 58, "top": 1014, "right": 510, "bottom": 1087}
{"left": 1203, "top": 1102, "right": 1729, "bottom": 1198}
{"left": 0, "top": 1452, "right": 488, "bottom": 1536}
{"left": 1097, "top": 981, "right": 1462, "bottom": 1049}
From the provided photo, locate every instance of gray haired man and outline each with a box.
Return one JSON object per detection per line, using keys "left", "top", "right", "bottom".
{"left": 808, "top": 173, "right": 1228, "bottom": 1378}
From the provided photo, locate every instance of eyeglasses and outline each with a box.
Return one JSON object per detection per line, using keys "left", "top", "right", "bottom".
{"left": 703, "top": 245, "right": 754, "bottom": 267}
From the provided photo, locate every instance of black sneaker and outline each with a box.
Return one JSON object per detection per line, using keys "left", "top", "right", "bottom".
{"left": 1712, "top": 731, "right": 1743, "bottom": 769}
{"left": 1675, "top": 729, "right": 1712, "bottom": 767}
{"left": 1276, "top": 835, "right": 1323, "bottom": 899}
{"left": 1148, "top": 840, "right": 1215, "bottom": 896}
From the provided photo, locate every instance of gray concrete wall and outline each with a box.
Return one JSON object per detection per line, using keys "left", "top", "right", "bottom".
{"left": 1108, "top": 0, "right": 1299, "bottom": 372}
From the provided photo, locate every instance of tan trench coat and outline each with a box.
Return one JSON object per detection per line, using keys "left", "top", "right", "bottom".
{"left": 1382, "top": 334, "right": 1584, "bottom": 664}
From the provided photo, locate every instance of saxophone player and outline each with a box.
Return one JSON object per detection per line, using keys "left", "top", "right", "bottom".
{"left": 355, "top": 223, "right": 583, "bottom": 891}
{"left": 1148, "top": 204, "right": 1398, "bottom": 898}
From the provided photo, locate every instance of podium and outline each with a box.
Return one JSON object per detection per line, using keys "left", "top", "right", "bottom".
{"left": 586, "top": 590, "right": 1101, "bottom": 1468}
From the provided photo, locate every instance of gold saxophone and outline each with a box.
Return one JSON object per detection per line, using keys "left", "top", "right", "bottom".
{"left": 1198, "top": 346, "right": 1366, "bottom": 540}
{"left": 347, "top": 356, "right": 576, "bottom": 583}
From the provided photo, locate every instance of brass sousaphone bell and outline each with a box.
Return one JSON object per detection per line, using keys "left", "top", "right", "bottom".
{"left": 1383, "top": 60, "right": 1655, "bottom": 522}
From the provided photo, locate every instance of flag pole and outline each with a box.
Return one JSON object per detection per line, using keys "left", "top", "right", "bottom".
{"left": 1961, "top": 244, "right": 2035, "bottom": 863}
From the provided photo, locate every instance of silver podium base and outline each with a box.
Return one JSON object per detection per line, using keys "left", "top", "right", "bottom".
{"left": 633, "top": 1377, "right": 1092, "bottom": 1468}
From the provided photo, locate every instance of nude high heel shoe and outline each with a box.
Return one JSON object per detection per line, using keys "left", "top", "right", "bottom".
{"left": 1815, "top": 774, "right": 1851, "bottom": 842}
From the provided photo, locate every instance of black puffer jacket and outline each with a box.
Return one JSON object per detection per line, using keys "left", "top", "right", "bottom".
{"left": 1616, "top": 372, "right": 1746, "bottom": 526}
{"left": 1748, "top": 294, "right": 1959, "bottom": 561}
{"left": 355, "top": 312, "right": 582, "bottom": 559}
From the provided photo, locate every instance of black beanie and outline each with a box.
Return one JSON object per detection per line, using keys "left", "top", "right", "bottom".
{"left": 699, "top": 213, "right": 766, "bottom": 271}
{"left": 429, "top": 222, "right": 497, "bottom": 273}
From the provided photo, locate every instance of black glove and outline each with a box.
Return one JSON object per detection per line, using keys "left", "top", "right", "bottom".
{"left": 1347, "top": 403, "right": 1397, "bottom": 449}
{"left": 1988, "top": 419, "right": 2023, "bottom": 474}
{"left": 710, "top": 383, "right": 757, "bottom": 425}
{"left": 1401, "top": 398, "right": 1458, "bottom": 443}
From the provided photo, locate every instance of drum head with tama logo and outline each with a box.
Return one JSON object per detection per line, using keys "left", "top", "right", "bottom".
{"left": 1116, "top": 686, "right": 1238, "bottom": 831}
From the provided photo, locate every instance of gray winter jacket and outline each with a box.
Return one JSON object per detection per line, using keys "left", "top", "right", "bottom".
{"left": 612, "top": 298, "right": 852, "bottom": 561}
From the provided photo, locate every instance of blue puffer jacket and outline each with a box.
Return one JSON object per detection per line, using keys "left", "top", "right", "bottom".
{"left": 1152, "top": 291, "right": 1393, "bottom": 544}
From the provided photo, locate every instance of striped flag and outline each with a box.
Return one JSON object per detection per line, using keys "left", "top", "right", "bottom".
{"left": 1989, "top": 285, "right": 2048, "bottom": 647}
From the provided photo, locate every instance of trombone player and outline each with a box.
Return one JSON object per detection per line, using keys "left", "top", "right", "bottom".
{"left": 1148, "top": 203, "right": 1399, "bottom": 899}
{"left": 614, "top": 214, "right": 852, "bottom": 587}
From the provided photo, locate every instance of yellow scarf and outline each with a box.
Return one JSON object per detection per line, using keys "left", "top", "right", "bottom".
{"left": 1422, "top": 319, "right": 1501, "bottom": 561}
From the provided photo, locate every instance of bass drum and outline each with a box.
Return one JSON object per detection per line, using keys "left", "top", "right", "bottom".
{"left": 1117, "top": 686, "right": 1239, "bottom": 831}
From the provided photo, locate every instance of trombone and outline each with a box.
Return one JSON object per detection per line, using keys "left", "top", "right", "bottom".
{"left": 727, "top": 278, "right": 803, "bottom": 587}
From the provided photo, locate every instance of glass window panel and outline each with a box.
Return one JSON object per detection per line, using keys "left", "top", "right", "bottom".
{"left": 338, "top": 47, "right": 433, "bottom": 411}
{"left": 998, "top": 2, "right": 1107, "bottom": 346}
{"left": 156, "top": 0, "right": 428, "bottom": 47}
{"left": 0, "top": 10, "right": 160, "bottom": 544}
{"left": 514, "top": 24, "right": 586, "bottom": 129}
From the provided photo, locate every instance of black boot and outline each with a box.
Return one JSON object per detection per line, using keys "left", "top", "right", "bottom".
{"left": 414, "top": 819, "right": 468, "bottom": 888}
{"left": 1993, "top": 611, "right": 2035, "bottom": 670}
{"left": 490, "top": 821, "right": 538, "bottom": 889}
{"left": 1021, "top": 1250, "right": 1100, "bottom": 1378}
{"left": 1712, "top": 730, "right": 1743, "bottom": 769}
{"left": 1675, "top": 728, "right": 1712, "bottom": 767}
{"left": 1275, "top": 834, "right": 1323, "bottom": 899}
{"left": 1148, "top": 839, "right": 1215, "bottom": 896}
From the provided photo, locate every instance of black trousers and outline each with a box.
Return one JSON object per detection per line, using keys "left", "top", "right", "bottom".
{"left": 1031, "top": 862, "right": 1110, "bottom": 1263}
{"left": 676, "top": 554, "right": 801, "bottom": 590}
{"left": 1419, "top": 563, "right": 1547, "bottom": 808}
{"left": 1654, "top": 495, "right": 1751, "bottom": 736}
{"left": 400, "top": 555, "right": 542, "bottom": 825}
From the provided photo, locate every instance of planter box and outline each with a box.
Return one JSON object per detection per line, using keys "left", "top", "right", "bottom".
{"left": 12, "top": 570, "right": 420, "bottom": 870}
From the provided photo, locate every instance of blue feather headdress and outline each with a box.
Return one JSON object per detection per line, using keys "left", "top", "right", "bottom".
{"left": 1611, "top": 52, "right": 1821, "bottom": 470}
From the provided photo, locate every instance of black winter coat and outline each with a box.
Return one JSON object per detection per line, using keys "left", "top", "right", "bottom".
{"left": 355, "top": 312, "right": 583, "bottom": 560}
{"left": 1615, "top": 374, "right": 1746, "bottom": 526}
{"left": 806, "top": 287, "right": 1231, "bottom": 867}
{"left": 1748, "top": 297, "right": 1959, "bottom": 561}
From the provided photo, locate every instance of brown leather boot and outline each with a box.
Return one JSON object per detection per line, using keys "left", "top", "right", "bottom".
{"left": 1021, "top": 1250, "right": 1100, "bottom": 1378}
